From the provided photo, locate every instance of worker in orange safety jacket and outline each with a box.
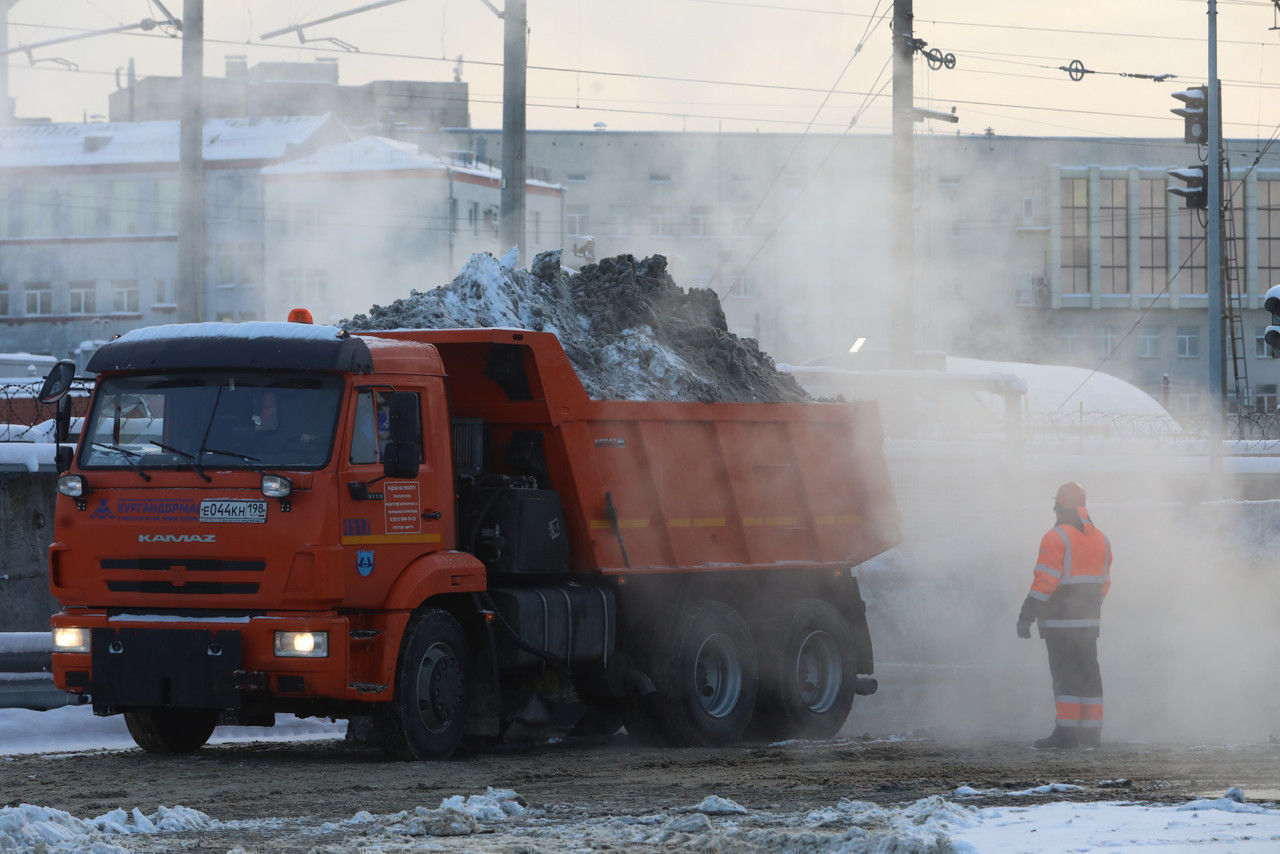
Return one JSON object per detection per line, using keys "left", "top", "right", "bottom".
{"left": 1016, "top": 481, "right": 1112, "bottom": 749}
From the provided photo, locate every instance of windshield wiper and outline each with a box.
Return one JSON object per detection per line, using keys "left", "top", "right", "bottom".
{"left": 147, "top": 440, "right": 212, "bottom": 483}
{"left": 91, "top": 442, "right": 151, "bottom": 482}
{"left": 201, "top": 448, "right": 271, "bottom": 475}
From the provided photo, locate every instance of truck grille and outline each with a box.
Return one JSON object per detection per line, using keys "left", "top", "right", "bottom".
{"left": 105, "top": 580, "right": 260, "bottom": 595}
{"left": 101, "top": 559, "right": 266, "bottom": 573}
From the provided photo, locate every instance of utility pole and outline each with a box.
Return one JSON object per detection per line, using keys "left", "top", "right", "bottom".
{"left": 177, "top": 0, "right": 204, "bottom": 323}
{"left": 1207, "top": 0, "right": 1224, "bottom": 476}
{"left": 0, "top": 1, "right": 20, "bottom": 123}
{"left": 891, "top": 0, "right": 914, "bottom": 368}
{"left": 499, "top": 0, "right": 527, "bottom": 256}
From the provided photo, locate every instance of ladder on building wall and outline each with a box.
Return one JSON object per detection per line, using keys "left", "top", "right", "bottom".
{"left": 1222, "top": 185, "right": 1251, "bottom": 417}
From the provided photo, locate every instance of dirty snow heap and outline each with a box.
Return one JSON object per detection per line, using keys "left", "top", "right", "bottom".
{"left": 343, "top": 251, "right": 809, "bottom": 403}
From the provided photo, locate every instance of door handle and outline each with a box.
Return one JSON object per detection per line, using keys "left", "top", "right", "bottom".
{"left": 423, "top": 510, "right": 442, "bottom": 520}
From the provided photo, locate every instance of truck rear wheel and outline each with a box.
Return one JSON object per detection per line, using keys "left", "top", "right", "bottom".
{"left": 374, "top": 608, "right": 473, "bottom": 761}
{"left": 756, "top": 599, "right": 856, "bottom": 740}
{"left": 123, "top": 708, "right": 219, "bottom": 754}
{"left": 650, "top": 600, "right": 757, "bottom": 746}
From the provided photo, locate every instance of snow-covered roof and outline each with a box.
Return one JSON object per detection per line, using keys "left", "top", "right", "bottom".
{"left": 114, "top": 321, "right": 347, "bottom": 343}
{"left": 263, "top": 135, "right": 563, "bottom": 189}
{"left": 0, "top": 115, "right": 337, "bottom": 168}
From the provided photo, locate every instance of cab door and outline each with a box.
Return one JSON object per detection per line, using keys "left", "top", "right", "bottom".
{"left": 338, "top": 378, "right": 451, "bottom": 606}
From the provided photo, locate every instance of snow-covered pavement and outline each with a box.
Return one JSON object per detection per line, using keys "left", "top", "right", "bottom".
{"left": 2, "top": 705, "right": 1280, "bottom": 851}
{"left": 3, "top": 785, "right": 1279, "bottom": 852}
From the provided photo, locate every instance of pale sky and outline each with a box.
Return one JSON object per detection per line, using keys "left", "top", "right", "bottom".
{"left": 6, "top": 1, "right": 1280, "bottom": 140}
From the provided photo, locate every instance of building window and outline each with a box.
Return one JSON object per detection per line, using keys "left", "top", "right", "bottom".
{"left": 732, "top": 206, "right": 752, "bottom": 237}
{"left": 0, "top": 187, "right": 9, "bottom": 237}
{"left": 286, "top": 203, "right": 324, "bottom": 239}
{"left": 23, "top": 183, "right": 54, "bottom": 237}
{"left": 1059, "top": 328, "right": 1081, "bottom": 358}
{"left": 216, "top": 243, "right": 261, "bottom": 287}
{"left": 282, "top": 269, "right": 326, "bottom": 305}
{"left": 529, "top": 210, "right": 541, "bottom": 244}
{"left": 213, "top": 174, "right": 240, "bottom": 221}
{"left": 690, "top": 206, "right": 713, "bottom": 237}
{"left": 648, "top": 206, "right": 670, "bottom": 236}
{"left": 1177, "top": 206, "right": 1207, "bottom": 295}
{"left": 1100, "top": 178, "right": 1128, "bottom": 295}
{"left": 448, "top": 197, "right": 458, "bottom": 234}
{"left": 1257, "top": 327, "right": 1275, "bottom": 359}
{"left": 155, "top": 278, "right": 173, "bottom": 305}
{"left": 566, "top": 204, "right": 589, "bottom": 237}
{"left": 1059, "top": 177, "right": 1089, "bottom": 295}
{"left": 111, "top": 280, "right": 139, "bottom": 313}
{"left": 67, "top": 181, "right": 99, "bottom": 236}
{"left": 1139, "top": 328, "right": 1161, "bottom": 358}
{"left": 1258, "top": 384, "right": 1278, "bottom": 414}
{"left": 1097, "top": 326, "right": 1119, "bottom": 357}
{"left": 109, "top": 180, "right": 140, "bottom": 235}
{"left": 68, "top": 281, "right": 96, "bottom": 315}
{"left": 24, "top": 282, "right": 52, "bottom": 316}
{"left": 468, "top": 201, "right": 480, "bottom": 237}
{"left": 1177, "top": 326, "right": 1200, "bottom": 358}
{"left": 1139, "top": 178, "right": 1167, "bottom": 295}
{"left": 649, "top": 173, "right": 672, "bottom": 184}
{"left": 604, "top": 205, "right": 629, "bottom": 237}
{"left": 1175, "top": 392, "right": 1202, "bottom": 415}
{"left": 565, "top": 172, "right": 588, "bottom": 183}
{"left": 155, "top": 177, "right": 178, "bottom": 233}
{"left": 728, "top": 272, "right": 754, "bottom": 298}
{"left": 1258, "top": 180, "right": 1280, "bottom": 296}
{"left": 0, "top": 283, "right": 9, "bottom": 316}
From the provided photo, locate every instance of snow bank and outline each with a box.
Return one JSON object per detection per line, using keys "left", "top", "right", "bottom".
{"left": 0, "top": 802, "right": 209, "bottom": 852}
{"left": 345, "top": 251, "right": 809, "bottom": 403}
{"left": 953, "top": 782, "right": 1084, "bottom": 798}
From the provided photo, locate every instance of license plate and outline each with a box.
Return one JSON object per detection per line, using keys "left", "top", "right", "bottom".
{"left": 199, "top": 499, "right": 267, "bottom": 524}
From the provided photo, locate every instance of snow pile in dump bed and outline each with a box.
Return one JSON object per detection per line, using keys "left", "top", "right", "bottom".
{"left": 0, "top": 803, "right": 209, "bottom": 852}
{"left": 344, "top": 250, "right": 810, "bottom": 403}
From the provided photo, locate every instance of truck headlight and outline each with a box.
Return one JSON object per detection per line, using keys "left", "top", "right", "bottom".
{"left": 57, "top": 475, "right": 87, "bottom": 498}
{"left": 274, "top": 631, "right": 328, "bottom": 658}
{"left": 53, "top": 626, "right": 90, "bottom": 653}
{"left": 262, "top": 474, "right": 292, "bottom": 499}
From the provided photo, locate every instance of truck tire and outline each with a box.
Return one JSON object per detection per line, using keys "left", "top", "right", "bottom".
{"left": 650, "top": 600, "right": 758, "bottom": 747}
{"left": 123, "top": 708, "right": 219, "bottom": 755}
{"left": 374, "top": 609, "right": 473, "bottom": 761}
{"left": 756, "top": 599, "right": 856, "bottom": 740}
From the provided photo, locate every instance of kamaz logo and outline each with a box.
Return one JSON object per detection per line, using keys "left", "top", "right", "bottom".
{"left": 138, "top": 534, "right": 216, "bottom": 543}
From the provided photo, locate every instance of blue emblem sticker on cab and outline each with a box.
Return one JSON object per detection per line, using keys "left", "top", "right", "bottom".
{"left": 356, "top": 549, "right": 375, "bottom": 577}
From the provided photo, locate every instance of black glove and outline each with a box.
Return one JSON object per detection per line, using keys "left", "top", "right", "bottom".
{"left": 1016, "top": 619, "right": 1031, "bottom": 639}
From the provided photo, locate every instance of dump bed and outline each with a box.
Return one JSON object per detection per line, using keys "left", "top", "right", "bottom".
{"left": 371, "top": 328, "right": 901, "bottom": 575}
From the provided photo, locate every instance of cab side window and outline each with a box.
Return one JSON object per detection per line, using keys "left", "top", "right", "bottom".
{"left": 349, "top": 390, "right": 392, "bottom": 464}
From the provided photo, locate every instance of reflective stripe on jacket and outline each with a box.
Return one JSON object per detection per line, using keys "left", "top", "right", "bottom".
{"left": 1027, "top": 507, "right": 1111, "bottom": 633}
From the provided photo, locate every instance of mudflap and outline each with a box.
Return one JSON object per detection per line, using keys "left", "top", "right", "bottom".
{"left": 90, "top": 628, "right": 243, "bottom": 714}
{"left": 838, "top": 576, "right": 875, "bottom": 676}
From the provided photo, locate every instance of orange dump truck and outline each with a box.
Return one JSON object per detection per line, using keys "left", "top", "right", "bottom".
{"left": 41, "top": 321, "right": 899, "bottom": 758}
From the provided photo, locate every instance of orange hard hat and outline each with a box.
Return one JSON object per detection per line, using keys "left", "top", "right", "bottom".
{"left": 1054, "top": 481, "right": 1087, "bottom": 509}
{"left": 288, "top": 307, "right": 314, "bottom": 324}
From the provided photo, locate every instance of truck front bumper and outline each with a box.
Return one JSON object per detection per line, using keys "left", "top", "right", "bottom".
{"left": 50, "top": 612, "right": 382, "bottom": 713}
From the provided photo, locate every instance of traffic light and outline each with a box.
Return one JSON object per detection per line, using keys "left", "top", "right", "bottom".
{"left": 1264, "top": 284, "right": 1280, "bottom": 353}
{"left": 1168, "top": 164, "right": 1207, "bottom": 210}
{"left": 1171, "top": 85, "right": 1208, "bottom": 145}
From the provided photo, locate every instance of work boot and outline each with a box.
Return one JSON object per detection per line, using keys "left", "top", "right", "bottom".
{"left": 1033, "top": 726, "right": 1078, "bottom": 749}
{"left": 1077, "top": 727, "right": 1101, "bottom": 749}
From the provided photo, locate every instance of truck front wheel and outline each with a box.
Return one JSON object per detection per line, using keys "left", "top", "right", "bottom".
{"left": 374, "top": 608, "right": 473, "bottom": 760}
{"left": 651, "top": 600, "right": 758, "bottom": 747}
{"left": 123, "top": 708, "right": 219, "bottom": 754}
{"left": 756, "top": 599, "right": 856, "bottom": 740}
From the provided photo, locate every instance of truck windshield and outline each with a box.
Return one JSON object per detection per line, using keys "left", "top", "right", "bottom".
{"left": 79, "top": 372, "right": 343, "bottom": 471}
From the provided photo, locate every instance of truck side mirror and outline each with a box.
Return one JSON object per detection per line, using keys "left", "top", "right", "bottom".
{"left": 37, "top": 360, "right": 75, "bottom": 404}
{"left": 382, "top": 392, "right": 421, "bottom": 480}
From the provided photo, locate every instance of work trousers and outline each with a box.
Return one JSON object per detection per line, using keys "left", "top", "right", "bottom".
{"left": 1044, "top": 632, "right": 1103, "bottom": 730}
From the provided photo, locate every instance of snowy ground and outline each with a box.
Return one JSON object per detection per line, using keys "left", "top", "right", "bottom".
{"left": 1, "top": 705, "right": 1279, "bottom": 852}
